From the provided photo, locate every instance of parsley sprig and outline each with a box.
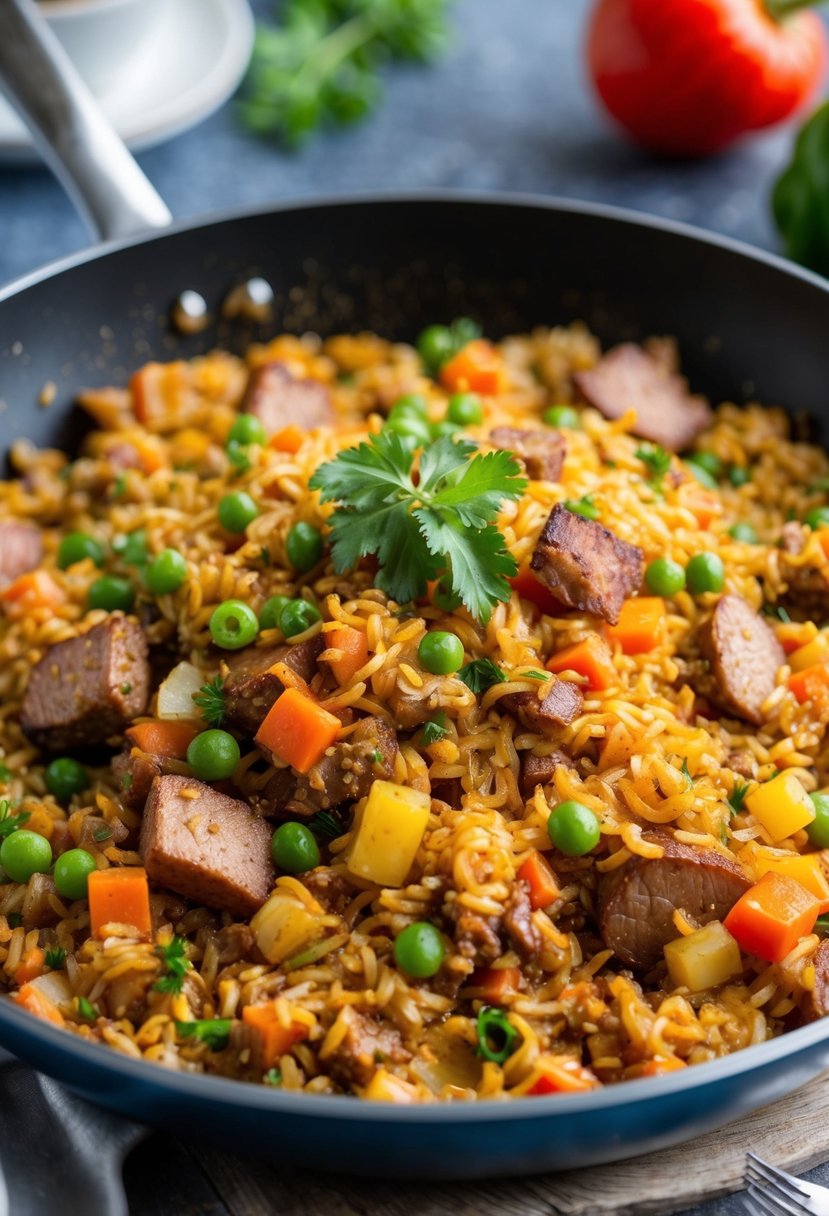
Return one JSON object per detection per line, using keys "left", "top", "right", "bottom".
{"left": 153, "top": 936, "right": 190, "bottom": 995}
{"left": 728, "top": 780, "right": 752, "bottom": 816}
{"left": 458, "top": 658, "right": 506, "bottom": 694}
{"left": 193, "top": 676, "right": 226, "bottom": 728}
{"left": 176, "top": 1018, "right": 233, "bottom": 1050}
{"left": 310, "top": 432, "right": 526, "bottom": 624}
{"left": 421, "top": 713, "right": 448, "bottom": 744}
{"left": 0, "top": 800, "right": 29, "bottom": 839}
{"left": 636, "top": 443, "right": 671, "bottom": 495}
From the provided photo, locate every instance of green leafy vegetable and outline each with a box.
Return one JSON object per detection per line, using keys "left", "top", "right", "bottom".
{"left": 45, "top": 946, "right": 66, "bottom": 969}
{"left": 728, "top": 780, "right": 752, "bottom": 817}
{"left": 562, "top": 493, "right": 599, "bottom": 521}
{"left": 264, "top": 1067, "right": 283, "bottom": 1086}
{"left": 93, "top": 825, "right": 113, "bottom": 842}
{"left": 193, "top": 676, "right": 226, "bottom": 728}
{"left": 772, "top": 100, "right": 829, "bottom": 277}
{"left": 153, "top": 936, "right": 190, "bottom": 995}
{"left": 680, "top": 757, "right": 693, "bottom": 788}
{"left": 310, "top": 431, "right": 526, "bottom": 623}
{"left": 0, "top": 800, "right": 29, "bottom": 839}
{"left": 520, "top": 670, "right": 550, "bottom": 682}
{"left": 762, "top": 603, "right": 792, "bottom": 623}
{"left": 175, "top": 1018, "right": 233, "bottom": 1050}
{"left": 636, "top": 444, "right": 671, "bottom": 495}
{"left": 0, "top": 764, "right": 11, "bottom": 783}
{"left": 307, "top": 810, "right": 345, "bottom": 842}
{"left": 77, "top": 996, "right": 98, "bottom": 1021}
{"left": 458, "top": 657, "right": 506, "bottom": 694}
{"left": 241, "top": 0, "right": 452, "bottom": 148}
{"left": 421, "top": 712, "right": 448, "bottom": 744}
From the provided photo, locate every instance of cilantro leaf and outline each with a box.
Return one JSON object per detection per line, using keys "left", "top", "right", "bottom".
{"left": 520, "top": 670, "right": 550, "bottom": 682}
{"left": 45, "top": 946, "right": 66, "bottom": 969}
{"left": 307, "top": 810, "right": 345, "bottom": 841}
{"left": 193, "top": 676, "right": 226, "bottom": 728}
{"left": 264, "top": 1067, "right": 283, "bottom": 1086}
{"left": 728, "top": 779, "right": 752, "bottom": 816}
{"left": 562, "top": 494, "right": 599, "bottom": 521}
{"left": 77, "top": 996, "right": 98, "bottom": 1021}
{"left": 0, "top": 800, "right": 29, "bottom": 839}
{"left": 310, "top": 431, "right": 525, "bottom": 623}
{"left": 458, "top": 657, "right": 506, "bottom": 694}
{"left": 153, "top": 936, "right": 190, "bottom": 995}
{"left": 636, "top": 444, "right": 671, "bottom": 494}
{"left": 421, "top": 713, "right": 448, "bottom": 744}
{"left": 175, "top": 1018, "right": 232, "bottom": 1050}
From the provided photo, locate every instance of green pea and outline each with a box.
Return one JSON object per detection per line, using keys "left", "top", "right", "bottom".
{"left": 728, "top": 465, "right": 751, "bottom": 488}
{"left": 57, "top": 532, "right": 105, "bottom": 570}
{"left": 684, "top": 459, "right": 718, "bottom": 490}
{"left": 112, "top": 529, "right": 148, "bottom": 567}
{"left": 543, "top": 405, "right": 580, "bottom": 429}
{"left": 687, "top": 451, "right": 723, "bottom": 480}
{"left": 645, "top": 558, "right": 686, "bottom": 597}
{"left": 218, "top": 491, "right": 259, "bottom": 534}
{"left": 808, "top": 793, "right": 829, "bottom": 849}
{"left": 728, "top": 522, "right": 758, "bottom": 544}
{"left": 270, "top": 822, "right": 320, "bottom": 874}
{"left": 431, "top": 420, "right": 459, "bottom": 440}
{"left": 279, "top": 599, "right": 321, "bottom": 639}
{"left": 393, "top": 921, "right": 446, "bottom": 978}
{"left": 389, "top": 393, "right": 428, "bottom": 420}
{"left": 53, "top": 849, "right": 96, "bottom": 901}
{"left": 209, "top": 599, "right": 260, "bottom": 649}
{"left": 547, "top": 800, "right": 601, "bottom": 857}
{"left": 228, "top": 414, "right": 267, "bottom": 446}
{"left": 145, "top": 549, "right": 187, "bottom": 597}
{"left": 286, "top": 522, "right": 324, "bottom": 573}
{"left": 447, "top": 392, "right": 483, "bottom": 427}
{"left": 0, "top": 830, "right": 52, "bottom": 883}
{"left": 418, "top": 631, "right": 464, "bottom": 675}
{"left": 44, "top": 758, "right": 89, "bottom": 802}
{"left": 384, "top": 412, "right": 433, "bottom": 447}
{"left": 87, "top": 575, "right": 134, "bottom": 613}
{"left": 259, "top": 595, "right": 292, "bottom": 631}
{"left": 186, "top": 729, "right": 241, "bottom": 781}
{"left": 417, "top": 325, "right": 454, "bottom": 374}
{"left": 686, "top": 552, "right": 725, "bottom": 595}
{"left": 805, "top": 507, "right": 829, "bottom": 531}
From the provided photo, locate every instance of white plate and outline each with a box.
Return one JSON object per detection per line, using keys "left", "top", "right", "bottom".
{"left": 0, "top": 0, "right": 255, "bottom": 164}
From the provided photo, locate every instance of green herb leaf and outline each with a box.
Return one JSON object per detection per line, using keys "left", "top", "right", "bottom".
{"left": 519, "top": 670, "right": 550, "bottom": 682}
{"left": 175, "top": 1018, "right": 233, "bottom": 1050}
{"left": 307, "top": 810, "right": 345, "bottom": 842}
{"left": 0, "top": 764, "right": 11, "bottom": 783}
{"left": 458, "top": 657, "right": 506, "bottom": 694}
{"left": 475, "top": 1006, "right": 520, "bottom": 1064}
{"left": 0, "top": 800, "right": 29, "bottom": 838}
{"left": 77, "top": 996, "right": 98, "bottom": 1021}
{"left": 264, "top": 1067, "right": 283, "bottom": 1086}
{"left": 772, "top": 100, "right": 829, "bottom": 278}
{"left": 636, "top": 444, "right": 672, "bottom": 495}
{"left": 680, "top": 757, "right": 693, "bottom": 788}
{"left": 562, "top": 493, "right": 599, "bottom": 521}
{"left": 816, "top": 915, "right": 829, "bottom": 936}
{"left": 193, "top": 676, "right": 226, "bottom": 728}
{"left": 310, "top": 431, "right": 526, "bottom": 623}
{"left": 93, "top": 825, "right": 113, "bottom": 842}
{"left": 45, "top": 946, "right": 66, "bottom": 969}
{"left": 762, "top": 603, "right": 792, "bottom": 623}
{"left": 728, "top": 779, "right": 752, "bottom": 816}
{"left": 421, "top": 712, "right": 448, "bottom": 744}
{"left": 153, "top": 936, "right": 190, "bottom": 995}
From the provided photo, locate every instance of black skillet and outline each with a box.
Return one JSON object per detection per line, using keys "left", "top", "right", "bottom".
{"left": 1, "top": 0, "right": 829, "bottom": 1182}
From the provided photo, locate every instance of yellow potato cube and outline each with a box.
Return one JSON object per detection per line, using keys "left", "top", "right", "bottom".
{"left": 745, "top": 772, "right": 815, "bottom": 843}
{"left": 346, "top": 780, "right": 430, "bottom": 887}
{"left": 251, "top": 889, "right": 322, "bottom": 964}
{"left": 790, "top": 634, "right": 829, "bottom": 673}
{"left": 664, "top": 921, "right": 742, "bottom": 992}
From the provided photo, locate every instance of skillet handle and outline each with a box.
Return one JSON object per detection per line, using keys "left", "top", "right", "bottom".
{"left": 0, "top": 0, "right": 172, "bottom": 241}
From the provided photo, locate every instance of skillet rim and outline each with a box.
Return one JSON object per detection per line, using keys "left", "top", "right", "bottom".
{"left": 1, "top": 187, "right": 829, "bottom": 1119}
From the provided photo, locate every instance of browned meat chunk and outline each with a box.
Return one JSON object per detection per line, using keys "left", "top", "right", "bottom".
{"left": 223, "top": 636, "right": 324, "bottom": 735}
{"left": 530, "top": 504, "right": 644, "bottom": 625}
{"left": 573, "top": 343, "right": 712, "bottom": 452}
{"left": 698, "top": 595, "right": 784, "bottom": 726}
{"left": 303, "top": 866, "right": 354, "bottom": 916}
{"left": 20, "top": 617, "right": 150, "bottom": 751}
{"left": 0, "top": 521, "right": 43, "bottom": 589}
{"left": 446, "top": 902, "right": 502, "bottom": 965}
{"left": 598, "top": 830, "right": 751, "bottom": 969}
{"left": 243, "top": 363, "right": 333, "bottom": 435}
{"left": 519, "top": 749, "right": 573, "bottom": 797}
{"left": 140, "top": 775, "right": 273, "bottom": 917}
{"left": 327, "top": 1009, "right": 411, "bottom": 1088}
{"left": 112, "top": 747, "right": 164, "bottom": 810}
{"left": 256, "top": 717, "right": 397, "bottom": 817}
{"left": 21, "top": 873, "right": 60, "bottom": 929}
{"left": 387, "top": 684, "right": 440, "bottom": 730}
{"left": 779, "top": 521, "right": 829, "bottom": 620}
{"left": 503, "top": 882, "right": 541, "bottom": 957}
{"left": 215, "top": 923, "right": 257, "bottom": 966}
{"left": 489, "top": 427, "right": 566, "bottom": 482}
{"left": 806, "top": 939, "right": 829, "bottom": 1020}
{"left": 501, "top": 679, "right": 584, "bottom": 735}
{"left": 76, "top": 814, "right": 129, "bottom": 852}
{"left": 726, "top": 750, "right": 756, "bottom": 780}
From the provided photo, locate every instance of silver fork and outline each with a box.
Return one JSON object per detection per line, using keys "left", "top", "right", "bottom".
{"left": 742, "top": 1152, "right": 829, "bottom": 1216}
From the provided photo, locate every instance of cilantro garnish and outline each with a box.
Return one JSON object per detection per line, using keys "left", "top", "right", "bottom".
{"left": 45, "top": 947, "right": 66, "bottom": 969}
{"left": 93, "top": 825, "right": 113, "bottom": 842}
{"left": 307, "top": 810, "right": 344, "bottom": 842}
{"left": 563, "top": 493, "right": 599, "bottom": 521}
{"left": 153, "top": 936, "right": 190, "bottom": 995}
{"left": 728, "top": 780, "right": 751, "bottom": 816}
{"left": 636, "top": 443, "right": 671, "bottom": 494}
{"left": 0, "top": 800, "right": 29, "bottom": 839}
{"left": 309, "top": 432, "right": 526, "bottom": 624}
{"left": 762, "top": 603, "right": 792, "bottom": 623}
{"left": 193, "top": 676, "right": 226, "bottom": 728}
{"left": 458, "top": 657, "right": 506, "bottom": 694}
{"left": 264, "top": 1067, "right": 283, "bottom": 1086}
{"left": 520, "top": 670, "right": 550, "bottom": 682}
{"left": 175, "top": 1018, "right": 232, "bottom": 1050}
{"left": 77, "top": 996, "right": 98, "bottom": 1021}
{"left": 421, "top": 712, "right": 448, "bottom": 744}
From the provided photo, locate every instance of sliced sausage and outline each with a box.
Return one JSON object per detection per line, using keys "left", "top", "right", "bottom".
{"left": 806, "top": 939, "right": 829, "bottom": 1020}
{"left": 243, "top": 363, "right": 333, "bottom": 435}
{"left": 139, "top": 775, "right": 273, "bottom": 917}
{"left": 530, "top": 504, "right": 644, "bottom": 626}
{"left": 501, "top": 679, "right": 584, "bottom": 735}
{"left": 573, "top": 343, "right": 712, "bottom": 452}
{"left": 698, "top": 595, "right": 784, "bottom": 726}
{"left": 489, "top": 427, "right": 566, "bottom": 482}
{"left": 519, "top": 749, "right": 574, "bottom": 797}
{"left": 326, "top": 1009, "right": 411, "bottom": 1088}
{"left": 0, "top": 521, "right": 43, "bottom": 589}
{"left": 223, "top": 636, "right": 324, "bottom": 735}
{"left": 256, "top": 716, "right": 397, "bottom": 817}
{"left": 779, "top": 521, "right": 829, "bottom": 621}
{"left": 598, "top": 830, "right": 751, "bottom": 969}
{"left": 20, "top": 617, "right": 150, "bottom": 751}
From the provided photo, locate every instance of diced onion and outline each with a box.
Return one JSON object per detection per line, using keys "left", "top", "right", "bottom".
{"left": 28, "top": 971, "right": 73, "bottom": 1007}
{"left": 157, "top": 662, "right": 204, "bottom": 721}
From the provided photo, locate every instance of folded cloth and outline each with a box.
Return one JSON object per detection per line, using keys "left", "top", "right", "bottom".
{"left": 0, "top": 1050, "right": 145, "bottom": 1216}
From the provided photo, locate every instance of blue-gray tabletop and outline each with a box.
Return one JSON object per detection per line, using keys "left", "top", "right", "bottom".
{"left": 0, "top": 0, "right": 827, "bottom": 1211}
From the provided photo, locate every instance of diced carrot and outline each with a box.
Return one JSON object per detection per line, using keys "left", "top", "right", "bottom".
{"left": 546, "top": 634, "right": 616, "bottom": 691}
{"left": 0, "top": 570, "right": 64, "bottom": 617}
{"left": 270, "top": 424, "right": 305, "bottom": 453}
{"left": 14, "top": 947, "right": 45, "bottom": 985}
{"left": 13, "top": 982, "right": 65, "bottom": 1027}
{"left": 125, "top": 720, "right": 199, "bottom": 758}
{"left": 678, "top": 483, "right": 722, "bottom": 530}
{"left": 606, "top": 597, "right": 666, "bottom": 655}
{"left": 724, "top": 872, "right": 821, "bottom": 964}
{"left": 439, "top": 340, "right": 505, "bottom": 396}
{"left": 88, "top": 867, "right": 152, "bottom": 940}
{"left": 639, "top": 1056, "right": 687, "bottom": 1077}
{"left": 325, "top": 626, "right": 369, "bottom": 686}
{"left": 517, "top": 850, "right": 560, "bottom": 910}
{"left": 255, "top": 688, "right": 341, "bottom": 774}
{"left": 528, "top": 1057, "right": 599, "bottom": 1095}
{"left": 509, "top": 567, "right": 566, "bottom": 617}
{"left": 472, "top": 966, "right": 521, "bottom": 1004}
{"left": 242, "top": 1003, "right": 308, "bottom": 1068}
{"left": 788, "top": 663, "right": 829, "bottom": 715}
{"left": 754, "top": 851, "right": 829, "bottom": 914}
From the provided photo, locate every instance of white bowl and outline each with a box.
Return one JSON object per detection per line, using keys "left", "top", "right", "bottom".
{"left": 39, "top": 0, "right": 166, "bottom": 95}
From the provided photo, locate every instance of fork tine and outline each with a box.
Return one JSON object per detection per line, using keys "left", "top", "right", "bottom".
{"left": 744, "top": 1167, "right": 809, "bottom": 1216}
{"left": 746, "top": 1155, "right": 811, "bottom": 1203}
{"left": 745, "top": 1181, "right": 807, "bottom": 1216}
